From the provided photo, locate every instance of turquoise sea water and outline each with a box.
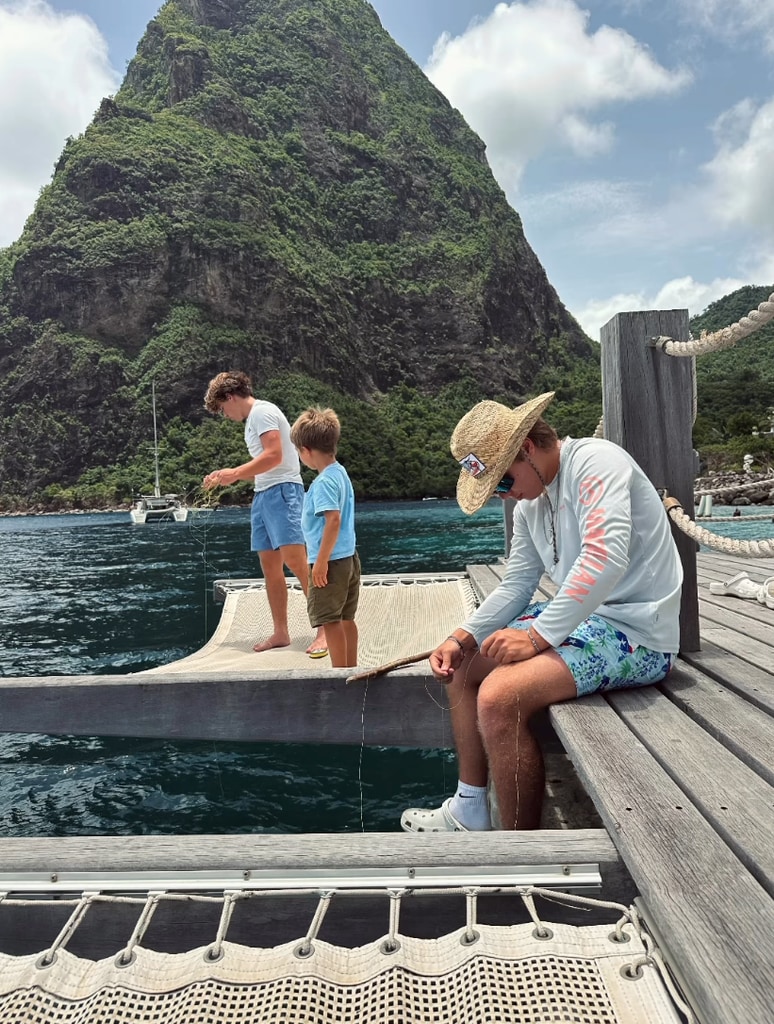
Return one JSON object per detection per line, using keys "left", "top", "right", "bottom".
{"left": 1, "top": 501, "right": 772, "bottom": 838}
{"left": 0, "top": 501, "right": 507, "bottom": 836}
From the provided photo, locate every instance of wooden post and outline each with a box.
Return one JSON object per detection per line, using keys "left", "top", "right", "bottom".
{"left": 600, "top": 309, "right": 700, "bottom": 652}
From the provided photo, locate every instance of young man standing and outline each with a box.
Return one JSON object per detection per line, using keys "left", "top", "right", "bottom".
{"left": 202, "top": 371, "right": 326, "bottom": 657}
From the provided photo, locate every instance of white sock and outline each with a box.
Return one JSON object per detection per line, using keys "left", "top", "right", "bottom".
{"left": 449, "top": 782, "right": 491, "bottom": 830}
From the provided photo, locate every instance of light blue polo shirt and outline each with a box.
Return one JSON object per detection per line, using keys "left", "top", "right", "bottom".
{"left": 302, "top": 462, "right": 356, "bottom": 562}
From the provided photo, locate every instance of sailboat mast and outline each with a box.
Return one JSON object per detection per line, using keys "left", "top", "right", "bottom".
{"left": 152, "top": 380, "right": 161, "bottom": 498}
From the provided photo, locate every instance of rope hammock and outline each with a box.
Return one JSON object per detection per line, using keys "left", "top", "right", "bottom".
{"left": 664, "top": 497, "right": 774, "bottom": 557}
{"left": 0, "top": 885, "right": 694, "bottom": 1024}
{"left": 141, "top": 574, "right": 477, "bottom": 674}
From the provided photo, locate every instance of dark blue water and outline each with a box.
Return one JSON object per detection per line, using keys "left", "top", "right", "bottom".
{"left": 0, "top": 501, "right": 508, "bottom": 836}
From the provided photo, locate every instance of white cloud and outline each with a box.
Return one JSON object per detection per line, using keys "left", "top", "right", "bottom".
{"left": 702, "top": 97, "right": 774, "bottom": 235}
{"left": 528, "top": 90, "right": 774, "bottom": 266}
{"left": 425, "top": 0, "right": 691, "bottom": 189}
{"left": 572, "top": 274, "right": 753, "bottom": 340}
{"left": 676, "top": 0, "right": 774, "bottom": 55}
{"left": 0, "top": 0, "right": 120, "bottom": 246}
{"left": 520, "top": 178, "right": 642, "bottom": 223}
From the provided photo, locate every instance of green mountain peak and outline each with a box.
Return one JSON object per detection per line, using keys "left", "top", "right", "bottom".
{"left": 0, "top": 0, "right": 597, "bottom": 507}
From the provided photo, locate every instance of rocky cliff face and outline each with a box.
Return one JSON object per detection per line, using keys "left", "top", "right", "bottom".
{"left": 0, "top": 0, "right": 594, "bottom": 497}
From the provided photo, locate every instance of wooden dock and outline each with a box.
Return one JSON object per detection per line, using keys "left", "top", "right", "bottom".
{"left": 470, "top": 549, "right": 774, "bottom": 1024}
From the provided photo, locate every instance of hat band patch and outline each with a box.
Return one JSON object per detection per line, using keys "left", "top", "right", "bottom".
{"left": 459, "top": 453, "right": 487, "bottom": 478}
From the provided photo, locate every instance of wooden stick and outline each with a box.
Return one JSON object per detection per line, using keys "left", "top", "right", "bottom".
{"left": 346, "top": 650, "right": 434, "bottom": 684}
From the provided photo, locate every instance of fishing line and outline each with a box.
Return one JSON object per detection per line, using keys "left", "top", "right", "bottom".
{"left": 356, "top": 646, "right": 482, "bottom": 829}
{"left": 358, "top": 679, "right": 370, "bottom": 832}
{"left": 184, "top": 487, "right": 230, "bottom": 811}
{"left": 185, "top": 486, "right": 220, "bottom": 642}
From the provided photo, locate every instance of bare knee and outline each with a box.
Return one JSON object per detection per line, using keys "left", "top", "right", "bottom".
{"left": 258, "top": 550, "right": 284, "bottom": 578}
{"left": 477, "top": 669, "right": 545, "bottom": 735}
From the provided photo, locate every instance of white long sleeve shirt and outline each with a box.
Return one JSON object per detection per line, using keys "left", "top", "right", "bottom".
{"left": 461, "top": 437, "right": 683, "bottom": 653}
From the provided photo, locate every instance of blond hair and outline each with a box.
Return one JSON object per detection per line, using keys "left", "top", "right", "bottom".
{"left": 290, "top": 407, "right": 341, "bottom": 455}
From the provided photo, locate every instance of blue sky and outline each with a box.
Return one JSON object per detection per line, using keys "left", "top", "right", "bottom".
{"left": 2, "top": 0, "right": 774, "bottom": 338}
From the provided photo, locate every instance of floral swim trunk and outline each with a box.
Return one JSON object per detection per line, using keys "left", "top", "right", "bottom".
{"left": 508, "top": 602, "right": 674, "bottom": 697}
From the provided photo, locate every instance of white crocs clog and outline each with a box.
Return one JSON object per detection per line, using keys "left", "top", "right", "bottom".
{"left": 708, "top": 571, "right": 762, "bottom": 600}
{"left": 400, "top": 797, "right": 470, "bottom": 833}
{"left": 756, "top": 576, "right": 774, "bottom": 610}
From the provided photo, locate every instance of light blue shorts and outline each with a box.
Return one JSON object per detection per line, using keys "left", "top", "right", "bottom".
{"left": 509, "top": 601, "right": 674, "bottom": 697}
{"left": 250, "top": 483, "right": 305, "bottom": 552}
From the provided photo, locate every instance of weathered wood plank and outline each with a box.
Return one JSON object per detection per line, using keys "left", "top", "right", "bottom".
{"left": 550, "top": 694, "right": 774, "bottom": 1024}
{"left": 465, "top": 563, "right": 502, "bottom": 602}
{"left": 682, "top": 642, "right": 774, "bottom": 714}
{"left": 700, "top": 624, "right": 774, "bottom": 676}
{"left": 0, "top": 672, "right": 454, "bottom": 747}
{"left": 697, "top": 551, "right": 774, "bottom": 577}
{"left": 608, "top": 687, "right": 774, "bottom": 895}
{"left": 698, "top": 598, "right": 774, "bottom": 644}
{"left": 698, "top": 595, "right": 774, "bottom": 633}
{"left": 692, "top": 557, "right": 769, "bottom": 581}
{"left": 0, "top": 830, "right": 619, "bottom": 873}
{"left": 661, "top": 666, "right": 774, "bottom": 786}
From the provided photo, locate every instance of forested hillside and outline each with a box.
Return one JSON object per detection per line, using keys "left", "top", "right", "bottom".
{"left": 0, "top": 0, "right": 599, "bottom": 510}
{"left": 691, "top": 285, "right": 774, "bottom": 469}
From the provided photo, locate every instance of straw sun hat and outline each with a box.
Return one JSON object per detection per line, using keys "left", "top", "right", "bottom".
{"left": 451, "top": 392, "right": 555, "bottom": 514}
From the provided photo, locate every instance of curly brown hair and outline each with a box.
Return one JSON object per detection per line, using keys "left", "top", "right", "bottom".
{"left": 203, "top": 371, "right": 253, "bottom": 414}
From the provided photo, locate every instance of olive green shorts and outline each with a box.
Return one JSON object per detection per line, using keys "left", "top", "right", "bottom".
{"left": 307, "top": 552, "right": 361, "bottom": 626}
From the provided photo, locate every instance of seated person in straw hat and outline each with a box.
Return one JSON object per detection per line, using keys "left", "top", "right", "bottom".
{"left": 402, "top": 392, "right": 683, "bottom": 833}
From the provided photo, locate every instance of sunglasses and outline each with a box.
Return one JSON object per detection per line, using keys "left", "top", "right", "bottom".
{"left": 494, "top": 474, "right": 514, "bottom": 494}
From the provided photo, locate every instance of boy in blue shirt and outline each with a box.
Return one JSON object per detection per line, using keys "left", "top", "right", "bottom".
{"left": 290, "top": 407, "right": 360, "bottom": 668}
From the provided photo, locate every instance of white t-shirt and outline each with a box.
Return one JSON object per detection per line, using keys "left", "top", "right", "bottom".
{"left": 461, "top": 437, "right": 683, "bottom": 653}
{"left": 244, "top": 400, "right": 302, "bottom": 492}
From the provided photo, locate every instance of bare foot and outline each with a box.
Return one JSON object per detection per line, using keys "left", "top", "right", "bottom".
{"left": 253, "top": 633, "right": 291, "bottom": 653}
{"left": 306, "top": 627, "right": 327, "bottom": 655}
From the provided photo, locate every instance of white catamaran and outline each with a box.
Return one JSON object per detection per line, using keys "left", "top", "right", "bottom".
{"left": 129, "top": 382, "right": 189, "bottom": 524}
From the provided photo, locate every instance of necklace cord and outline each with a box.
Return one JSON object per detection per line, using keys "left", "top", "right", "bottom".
{"left": 524, "top": 447, "right": 561, "bottom": 565}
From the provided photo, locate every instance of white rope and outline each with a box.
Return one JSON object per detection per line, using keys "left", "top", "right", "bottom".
{"left": 37, "top": 892, "right": 99, "bottom": 967}
{"left": 694, "top": 474, "right": 774, "bottom": 497}
{"left": 640, "top": 929, "right": 698, "bottom": 1023}
{"left": 463, "top": 887, "right": 479, "bottom": 944}
{"left": 652, "top": 291, "right": 774, "bottom": 357}
{"left": 116, "top": 892, "right": 163, "bottom": 966}
{"left": 697, "top": 513, "right": 774, "bottom": 522}
{"left": 383, "top": 888, "right": 408, "bottom": 952}
{"left": 204, "top": 891, "right": 240, "bottom": 963}
{"left": 664, "top": 498, "right": 774, "bottom": 557}
{"left": 295, "top": 890, "right": 336, "bottom": 958}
